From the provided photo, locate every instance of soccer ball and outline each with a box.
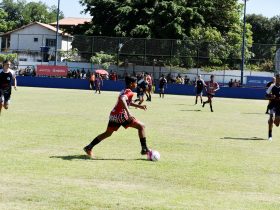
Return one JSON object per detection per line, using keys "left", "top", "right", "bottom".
{"left": 147, "top": 150, "right": 160, "bottom": 161}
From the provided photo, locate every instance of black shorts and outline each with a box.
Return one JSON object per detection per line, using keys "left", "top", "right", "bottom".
{"left": 196, "top": 88, "right": 203, "bottom": 95}
{"left": 137, "top": 91, "right": 145, "bottom": 98}
{"left": 0, "top": 88, "right": 11, "bottom": 104}
{"left": 269, "top": 106, "right": 280, "bottom": 116}
{"left": 207, "top": 93, "right": 214, "bottom": 98}
{"left": 107, "top": 117, "right": 138, "bottom": 131}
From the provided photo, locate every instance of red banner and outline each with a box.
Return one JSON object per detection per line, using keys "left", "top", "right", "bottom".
{"left": 36, "top": 65, "right": 68, "bottom": 77}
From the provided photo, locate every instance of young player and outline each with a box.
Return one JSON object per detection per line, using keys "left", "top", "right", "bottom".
{"left": 94, "top": 73, "right": 103, "bottom": 94}
{"left": 159, "top": 74, "right": 167, "bottom": 98}
{"left": 145, "top": 73, "right": 153, "bottom": 101}
{"left": 0, "top": 60, "right": 17, "bottom": 115}
{"left": 266, "top": 74, "right": 280, "bottom": 141}
{"left": 135, "top": 74, "right": 148, "bottom": 105}
{"left": 202, "top": 75, "right": 219, "bottom": 112}
{"left": 89, "top": 72, "right": 95, "bottom": 92}
{"left": 83, "top": 76, "right": 150, "bottom": 157}
{"left": 265, "top": 77, "right": 275, "bottom": 114}
{"left": 195, "top": 75, "right": 206, "bottom": 104}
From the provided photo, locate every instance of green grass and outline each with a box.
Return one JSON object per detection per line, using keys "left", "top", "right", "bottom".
{"left": 0, "top": 87, "right": 280, "bottom": 210}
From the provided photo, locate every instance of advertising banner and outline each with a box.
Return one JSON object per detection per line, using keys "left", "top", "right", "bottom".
{"left": 36, "top": 65, "right": 68, "bottom": 77}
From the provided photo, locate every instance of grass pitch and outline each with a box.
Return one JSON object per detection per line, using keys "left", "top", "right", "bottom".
{"left": 0, "top": 87, "right": 280, "bottom": 210}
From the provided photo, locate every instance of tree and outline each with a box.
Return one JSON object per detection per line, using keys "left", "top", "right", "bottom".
{"left": 80, "top": 0, "right": 243, "bottom": 39}
{"left": 0, "top": 8, "right": 9, "bottom": 32}
{"left": 90, "top": 52, "right": 115, "bottom": 70}
{"left": 0, "top": 53, "right": 17, "bottom": 63}
{"left": 80, "top": 0, "right": 200, "bottom": 39}
{"left": 21, "top": 2, "right": 63, "bottom": 25}
{"left": 247, "top": 14, "right": 275, "bottom": 61}
{"left": 0, "top": 0, "right": 64, "bottom": 32}
{"left": 77, "top": 0, "right": 252, "bottom": 69}
{"left": 59, "top": 48, "right": 81, "bottom": 62}
{"left": 271, "top": 16, "right": 280, "bottom": 45}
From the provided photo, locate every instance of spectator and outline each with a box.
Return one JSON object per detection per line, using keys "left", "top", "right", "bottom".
{"left": 184, "top": 75, "right": 190, "bottom": 85}
{"left": 167, "top": 73, "right": 171, "bottom": 83}
{"left": 228, "top": 79, "right": 233, "bottom": 87}
{"left": 177, "top": 75, "right": 184, "bottom": 84}
{"left": 237, "top": 80, "right": 241, "bottom": 87}
{"left": 233, "top": 79, "right": 238, "bottom": 87}
{"left": 67, "top": 70, "right": 72, "bottom": 78}
{"left": 72, "top": 70, "right": 77, "bottom": 78}
{"left": 77, "top": 70, "right": 81, "bottom": 79}
{"left": 86, "top": 70, "right": 91, "bottom": 79}
{"left": 81, "top": 68, "right": 86, "bottom": 78}
{"left": 110, "top": 71, "right": 118, "bottom": 81}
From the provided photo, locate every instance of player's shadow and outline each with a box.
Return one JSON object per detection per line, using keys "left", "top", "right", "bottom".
{"left": 242, "top": 112, "right": 265, "bottom": 115}
{"left": 221, "top": 137, "right": 266, "bottom": 141}
{"left": 50, "top": 155, "right": 146, "bottom": 161}
{"left": 180, "top": 109, "right": 201, "bottom": 112}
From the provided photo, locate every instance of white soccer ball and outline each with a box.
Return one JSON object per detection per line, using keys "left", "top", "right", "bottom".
{"left": 148, "top": 150, "right": 160, "bottom": 161}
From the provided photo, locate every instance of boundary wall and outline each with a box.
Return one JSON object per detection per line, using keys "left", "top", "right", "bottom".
{"left": 17, "top": 77, "right": 266, "bottom": 100}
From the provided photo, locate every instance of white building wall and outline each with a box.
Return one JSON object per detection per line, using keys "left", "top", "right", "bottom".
{"left": 9, "top": 24, "right": 67, "bottom": 51}
{"left": 61, "top": 37, "right": 72, "bottom": 51}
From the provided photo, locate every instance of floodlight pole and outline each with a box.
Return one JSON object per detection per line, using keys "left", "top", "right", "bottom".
{"left": 240, "top": 0, "right": 247, "bottom": 86}
{"left": 54, "top": 0, "right": 60, "bottom": 66}
{"left": 117, "top": 42, "right": 123, "bottom": 72}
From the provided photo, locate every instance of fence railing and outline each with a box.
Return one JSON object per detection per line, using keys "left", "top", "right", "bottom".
{"left": 1, "top": 34, "right": 280, "bottom": 78}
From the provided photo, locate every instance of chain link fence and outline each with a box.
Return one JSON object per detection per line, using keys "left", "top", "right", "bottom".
{"left": 2, "top": 34, "right": 279, "bottom": 83}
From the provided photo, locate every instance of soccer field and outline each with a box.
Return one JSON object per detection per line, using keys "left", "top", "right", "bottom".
{"left": 0, "top": 87, "right": 280, "bottom": 210}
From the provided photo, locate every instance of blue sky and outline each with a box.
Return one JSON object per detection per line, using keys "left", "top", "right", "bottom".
{"left": 243, "top": 0, "right": 280, "bottom": 18}
{"left": 25, "top": 0, "right": 91, "bottom": 18}
{"left": 26, "top": 0, "right": 279, "bottom": 18}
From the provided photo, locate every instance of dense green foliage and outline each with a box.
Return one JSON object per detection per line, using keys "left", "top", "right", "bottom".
{"left": 247, "top": 14, "right": 280, "bottom": 59}
{"left": 80, "top": 0, "right": 245, "bottom": 39}
{"left": 90, "top": 51, "right": 115, "bottom": 70}
{"left": 0, "top": 53, "right": 17, "bottom": 62}
{"left": 0, "top": 0, "right": 64, "bottom": 32}
{"left": 76, "top": 0, "right": 253, "bottom": 68}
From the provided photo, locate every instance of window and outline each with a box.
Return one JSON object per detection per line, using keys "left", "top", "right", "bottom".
{"left": 34, "top": 37, "right": 38, "bottom": 42}
{"left": 46, "top": 39, "right": 56, "bottom": 47}
{"left": 19, "top": 58, "right": 28, "bottom": 61}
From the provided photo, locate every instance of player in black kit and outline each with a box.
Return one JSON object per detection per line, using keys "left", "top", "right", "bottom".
{"left": 0, "top": 60, "right": 17, "bottom": 115}
{"left": 159, "top": 74, "right": 167, "bottom": 98}
{"left": 265, "top": 77, "right": 275, "bottom": 114}
{"left": 266, "top": 74, "right": 280, "bottom": 141}
{"left": 135, "top": 73, "right": 148, "bottom": 105}
{"left": 195, "top": 75, "right": 206, "bottom": 104}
